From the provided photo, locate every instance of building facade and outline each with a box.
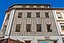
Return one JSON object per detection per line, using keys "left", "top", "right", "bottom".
{"left": 1, "top": 4, "right": 64, "bottom": 43}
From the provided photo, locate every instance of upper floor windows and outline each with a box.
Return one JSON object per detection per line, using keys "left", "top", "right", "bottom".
{"left": 47, "top": 24, "right": 52, "bottom": 32}
{"left": 6, "top": 14, "right": 10, "bottom": 20}
{"left": 15, "top": 24, "right": 21, "bottom": 32}
{"left": 26, "top": 24, "right": 31, "bottom": 32}
{"left": 27, "top": 12, "right": 31, "bottom": 18}
{"left": 45, "top": 12, "right": 49, "bottom": 18}
{"left": 36, "top": 12, "right": 40, "bottom": 18}
{"left": 25, "top": 40, "right": 31, "bottom": 43}
{"left": 60, "top": 23, "right": 64, "bottom": 32}
{"left": 17, "top": 12, "right": 51, "bottom": 18}
{"left": 18, "top": 12, "right": 22, "bottom": 18}
{"left": 36, "top": 24, "right": 41, "bottom": 32}
{"left": 56, "top": 12, "right": 62, "bottom": 18}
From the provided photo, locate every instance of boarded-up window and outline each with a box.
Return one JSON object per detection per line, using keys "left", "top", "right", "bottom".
{"left": 18, "top": 12, "right": 22, "bottom": 18}
{"left": 36, "top": 12, "right": 40, "bottom": 18}
{"left": 27, "top": 12, "right": 31, "bottom": 18}
{"left": 26, "top": 24, "right": 31, "bottom": 32}
{"left": 37, "top": 24, "right": 41, "bottom": 32}
{"left": 45, "top": 12, "right": 49, "bottom": 18}
{"left": 15, "top": 24, "right": 21, "bottom": 32}
{"left": 47, "top": 24, "right": 52, "bottom": 32}
{"left": 25, "top": 40, "right": 31, "bottom": 43}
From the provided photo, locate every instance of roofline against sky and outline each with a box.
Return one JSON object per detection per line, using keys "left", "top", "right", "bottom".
{"left": 9, "top": 4, "right": 51, "bottom": 9}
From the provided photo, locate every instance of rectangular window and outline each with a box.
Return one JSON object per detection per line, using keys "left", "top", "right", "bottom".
{"left": 25, "top": 40, "right": 31, "bottom": 43}
{"left": 37, "top": 24, "right": 41, "bottom": 32}
{"left": 27, "top": 12, "right": 31, "bottom": 18}
{"left": 26, "top": 24, "right": 31, "bottom": 32}
{"left": 61, "top": 26, "right": 64, "bottom": 30}
{"left": 47, "top": 24, "right": 52, "bottom": 32}
{"left": 45, "top": 12, "right": 49, "bottom": 18}
{"left": 60, "top": 23, "right": 64, "bottom": 32}
{"left": 18, "top": 12, "right": 22, "bottom": 18}
{"left": 15, "top": 24, "right": 21, "bottom": 32}
{"left": 36, "top": 12, "right": 40, "bottom": 18}
{"left": 56, "top": 12, "right": 62, "bottom": 18}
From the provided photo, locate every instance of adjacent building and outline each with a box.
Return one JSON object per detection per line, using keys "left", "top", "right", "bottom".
{"left": 1, "top": 4, "right": 64, "bottom": 43}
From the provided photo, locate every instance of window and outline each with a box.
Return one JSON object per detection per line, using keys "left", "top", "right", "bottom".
{"left": 60, "top": 23, "right": 64, "bottom": 32}
{"left": 15, "top": 24, "right": 21, "bottom": 32}
{"left": 7, "top": 14, "right": 10, "bottom": 20}
{"left": 45, "top": 12, "right": 49, "bottom": 18}
{"left": 56, "top": 12, "right": 62, "bottom": 18}
{"left": 36, "top": 12, "right": 40, "bottom": 18}
{"left": 25, "top": 40, "right": 31, "bottom": 43}
{"left": 26, "top": 24, "right": 31, "bottom": 32}
{"left": 37, "top": 24, "right": 41, "bottom": 32}
{"left": 47, "top": 24, "right": 52, "bottom": 32}
{"left": 54, "top": 40, "right": 57, "bottom": 43}
{"left": 18, "top": 12, "right": 22, "bottom": 18}
{"left": 27, "top": 12, "right": 31, "bottom": 18}
{"left": 61, "top": 26, "right": 64, "bottom": 30}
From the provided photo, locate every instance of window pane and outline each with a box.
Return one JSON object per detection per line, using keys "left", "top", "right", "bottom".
{"left": 37, "top": 24, "right": 41, "bottom": 32}
{"left": 36, "top": 12, "right": 40, "bottom": 18}
{"left": 26, "top": 24, "right": 31, "bottom": 32}
{"left": 47, "top": 24, "right": 52, "bottom": 32}
{"left": 45, "top": 12, "right": 49, "bottom": 18}
{"left": 27, "top": 12, "right": 31, "bottom": 18}
{"left": 15, "top": 24, "right": 21, "bottom": 32}
{"left": 18, "top": 12, "right": 22, "bottom": 18}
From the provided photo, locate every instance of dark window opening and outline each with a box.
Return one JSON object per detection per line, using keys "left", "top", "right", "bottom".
{"left": 27, "top": 12, "right": 31, "bottom": 18}
{"left": 37, "top": 24, "right": 41, "bottom": 32}
{"left": 15, "top": 24, "right": 21, "bottom": 32}
{"left": 45, "top": 12, "right": 49, "bottom": 18}
{"left": 36, "top": 12, "right": 40, "bottom": 18}
{"left": 25, "top": 40, "right": 31, "bottom": 43}
{"left": 18, "top": 12, "right": 22, "bottom": 18}
{"left": 26, "top": 24, "right": 31, "bottom": 32}
{"left": 47, "top": 24, "right": 52, "bottom": 32}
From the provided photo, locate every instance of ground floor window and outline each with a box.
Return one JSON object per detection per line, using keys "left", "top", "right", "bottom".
{"left": 25, "top": 40, "right": 31, "bottom": 43}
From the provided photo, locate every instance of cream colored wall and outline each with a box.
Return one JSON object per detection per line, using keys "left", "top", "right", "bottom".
{"left": 53, "top": 10, "right": 64, "bottom": 35}
{"left": 10, "top": 10, "right": 58, "bottom": 36}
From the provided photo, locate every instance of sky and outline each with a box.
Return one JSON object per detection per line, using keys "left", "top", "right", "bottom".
{"left": 0, "top": 0, "right": 64, "bottom": 29}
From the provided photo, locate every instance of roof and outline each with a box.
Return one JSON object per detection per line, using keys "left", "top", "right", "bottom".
{"left": 6, "top": 8, "right": 64, "bottom": 12}
{"left": 9, "top": 4, "right": 51, "bottom": 8}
